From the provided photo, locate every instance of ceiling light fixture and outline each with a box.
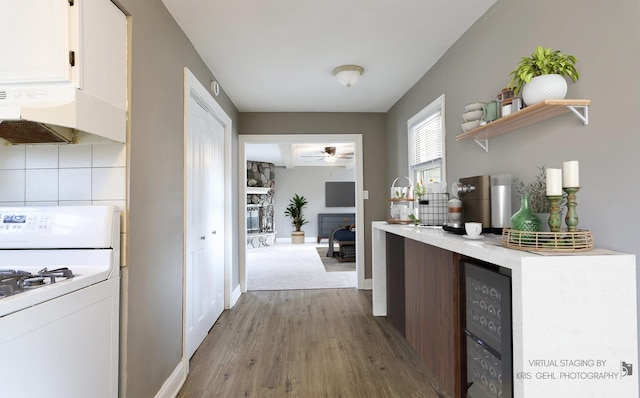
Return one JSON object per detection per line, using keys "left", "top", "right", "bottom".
{"left": 332, "top": 65, "right": 364, "bottom": 88}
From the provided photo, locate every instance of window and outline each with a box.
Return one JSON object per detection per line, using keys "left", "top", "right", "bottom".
{"left": 407, "top": 94, "right": 446, "bottom": 187}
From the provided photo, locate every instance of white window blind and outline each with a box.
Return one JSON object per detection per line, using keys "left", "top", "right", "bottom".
{"left": 407, "top": 94, "right": 445, "bottom": 182}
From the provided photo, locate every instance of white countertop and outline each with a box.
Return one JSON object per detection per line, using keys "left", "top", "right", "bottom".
{"left": 372, "top": 221, "right": 623, "bottom": 268}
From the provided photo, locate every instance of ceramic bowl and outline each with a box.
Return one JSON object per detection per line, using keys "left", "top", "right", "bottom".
{"left": 462, "top": 110, "right": 483, "bottom": 122}
{"left": 465, "top": 102, "right": 486, "bottom": 112}
{"left": 461, "top": 120, "right": 481, "bottom": 133}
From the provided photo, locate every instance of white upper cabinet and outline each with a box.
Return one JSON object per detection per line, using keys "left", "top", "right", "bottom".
{"left": 0, "top": 0, "right": 126, "bottom": 111}
{"left": 81, "top": 0, "right": 127, "bottom": 111}
{"left": 0, "top": 0, "right": 72, "bottom": 84}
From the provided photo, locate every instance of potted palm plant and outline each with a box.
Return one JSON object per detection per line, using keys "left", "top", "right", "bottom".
{"left": 509, "top": 46, "right": 579, "bottom": 106}
{"left": 284, "top": 193, "right": 308, "bottom": 244}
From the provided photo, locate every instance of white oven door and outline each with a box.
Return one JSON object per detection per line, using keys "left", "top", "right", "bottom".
{"left": 0, "top": 277, "right": 119, "bottom": 398}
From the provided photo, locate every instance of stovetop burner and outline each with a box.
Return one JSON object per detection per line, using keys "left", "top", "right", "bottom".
{"left": 0, "top": 268, "right": 75, "bottom": 298}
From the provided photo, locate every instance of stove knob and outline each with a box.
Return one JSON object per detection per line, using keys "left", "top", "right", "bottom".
{"left": 200, "top": 236, "right": 206, "bottom": 240}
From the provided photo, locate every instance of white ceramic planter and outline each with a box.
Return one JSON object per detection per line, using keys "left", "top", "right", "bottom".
{"left": 522, "top": 74, "right": 568, "bottom": 106}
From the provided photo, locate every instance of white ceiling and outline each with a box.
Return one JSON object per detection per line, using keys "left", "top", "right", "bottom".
{"left": 246, "top": 142, "right": 356, "bottom": 168}
{"left": 161, "top": 0, "right": 496, "bottom": 113}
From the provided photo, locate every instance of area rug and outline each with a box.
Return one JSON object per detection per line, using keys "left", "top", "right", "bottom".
{"left": 316, "top": 247, "right": 356, "bottom": 272}
{"left": 246, "top": 243, "right": 356, "bottom": 291}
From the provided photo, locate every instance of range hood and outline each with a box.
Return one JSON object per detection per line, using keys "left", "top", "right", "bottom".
{"left": 0, "top": 86, "right": 126, "bottom": 145}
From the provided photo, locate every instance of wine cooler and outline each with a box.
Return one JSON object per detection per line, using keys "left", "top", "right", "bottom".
{"left": 463, "top": 260, "right": 512, "bottom": 398}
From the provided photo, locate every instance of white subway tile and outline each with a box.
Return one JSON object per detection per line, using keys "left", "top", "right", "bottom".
{"left": 93, "top": 144, "right": 126, "bottom": 167}
{"left": 25, "top": 145, "right": 59, "bottom": 169}
{"left": 0, "top": 202, "right": 25, "bottom": 207}
{"left": 59, "top": 168, "right": 92, "bottom": 200}
{"left": 26, "top": 201, "right": 58, "bottom": 206}
{"left": 0, "top": 146, "right": 26, "bottom": 169}
{"left": 0, "top": 170, "right": 25, "bottom": 201}
{"left": 26, "top": 169, "right": 58, "bottom": 201}
{"left": 92, "top": 167, "right": 126, "bottom": 200}
{"left": 59, "top": 201, "right": 92, "bottom": 206}
{"left": 59, "top": 145, "right": 92, "bottom": 168}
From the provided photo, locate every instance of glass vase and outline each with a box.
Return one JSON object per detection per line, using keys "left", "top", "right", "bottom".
{"left": 510, "top": 196, "right": 541, "bottom": 232}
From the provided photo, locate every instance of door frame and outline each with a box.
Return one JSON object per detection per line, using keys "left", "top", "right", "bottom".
{"left": 182, "top": 68, "right": 232, "bottom": 369}
{"left": 238, "top": 134, "right": 366, "bottom": 291}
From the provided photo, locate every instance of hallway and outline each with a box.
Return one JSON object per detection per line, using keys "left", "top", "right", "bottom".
{"left": 177, "top": 289, "right": 447, "bottom": 397}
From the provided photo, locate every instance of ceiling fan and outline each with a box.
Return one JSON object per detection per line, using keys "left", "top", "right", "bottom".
{"left": 301, "top": 146, "right": 354, "bottom": 162}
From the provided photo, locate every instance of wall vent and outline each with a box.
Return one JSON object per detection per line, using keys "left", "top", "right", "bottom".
{"left": 0, "top": 91, "right": 6, "bottom": 101}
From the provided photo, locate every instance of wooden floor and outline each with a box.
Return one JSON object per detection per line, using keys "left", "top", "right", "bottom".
{"left": 178, "top": 289, "right": 449, "bottom": 398}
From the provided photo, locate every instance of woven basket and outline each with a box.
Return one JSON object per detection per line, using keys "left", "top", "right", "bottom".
{"left": 501, "top": 228, "right": 594, "bottom": 252}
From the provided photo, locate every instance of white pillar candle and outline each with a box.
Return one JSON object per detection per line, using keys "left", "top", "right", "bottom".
{"left": 563, "top": 161, "right": 580, "bottom": 187}
{"left": 546, "top": 168, "right": 563, "bottom": 196}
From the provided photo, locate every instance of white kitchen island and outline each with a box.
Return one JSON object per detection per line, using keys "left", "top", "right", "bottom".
{"left": 372, "top": 221, "right": 638, "bottom": 398}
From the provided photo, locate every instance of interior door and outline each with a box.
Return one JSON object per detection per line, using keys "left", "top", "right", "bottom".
{"left": 185, "top": 95, "right": 225, "bottom": 359}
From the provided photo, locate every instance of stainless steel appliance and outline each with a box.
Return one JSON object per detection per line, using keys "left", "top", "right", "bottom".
{"left": 464, "top": 260, "right": 512, "bottom": 398}
{"left": 490, "top": 174, "right": 512, "bottom": 234}
{"left": 0, "top": 206, "right": 120, "bottom": 398}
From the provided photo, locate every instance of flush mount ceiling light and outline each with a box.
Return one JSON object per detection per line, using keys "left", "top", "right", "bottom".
{"left": 332, "top": 64, "right": 364, "bottom": 88}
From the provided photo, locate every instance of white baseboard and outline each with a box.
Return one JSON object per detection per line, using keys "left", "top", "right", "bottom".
{"left": 154, "top": 360, "right": 186, "bottom": 398}
{"left": 230, "top": 283, "right": 242, "bottom": 307}
{"left": 361, "top": 278, "right": 372, "bottom": 290}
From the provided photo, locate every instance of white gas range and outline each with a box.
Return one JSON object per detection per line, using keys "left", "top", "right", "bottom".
{"left": 0, "top": 205, "right": 120, "bottom": 398}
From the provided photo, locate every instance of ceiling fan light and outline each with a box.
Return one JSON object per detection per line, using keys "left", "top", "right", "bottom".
{"left": 332, "top": 65, "right": 364, "bottom": 88}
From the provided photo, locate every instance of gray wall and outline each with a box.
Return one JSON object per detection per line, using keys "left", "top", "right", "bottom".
{"left": 386, "top": 0, "right": 640, "bottom": 351}
{"left": 116, "top": 0, "right": 239, "bottom": 396}
{"left": 274, "top": 165, "right": 356, "bottom": 241}
{"left": 240, "top": 113, "right": 387, "bottom": 278}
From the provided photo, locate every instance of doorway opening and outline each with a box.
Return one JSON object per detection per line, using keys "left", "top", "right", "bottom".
{"left": 238, "top": 134, "right": 365, "bottom": 293}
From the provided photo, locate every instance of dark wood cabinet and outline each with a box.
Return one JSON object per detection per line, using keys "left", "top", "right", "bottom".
{"left": 385, "top": 233, "right": 405, "bottom": 336}
{"left": 385, "top": 232, "right": 464, "bottom": 398}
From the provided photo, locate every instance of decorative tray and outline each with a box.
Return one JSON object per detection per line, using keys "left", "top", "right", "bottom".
{"left": 386, "top": 219, "right": 413, "bottom": 225}
{"left": 501, "top": 228, "right": 594, "bottom": 252}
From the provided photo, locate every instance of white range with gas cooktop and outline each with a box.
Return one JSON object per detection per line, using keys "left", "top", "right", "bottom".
{"left": 0, "top": 206, "right": 120, "bottom": 398}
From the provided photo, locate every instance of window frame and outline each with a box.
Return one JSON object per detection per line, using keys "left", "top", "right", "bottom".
{"left": 407, "top": 94, "right": 446, "bottom": 188}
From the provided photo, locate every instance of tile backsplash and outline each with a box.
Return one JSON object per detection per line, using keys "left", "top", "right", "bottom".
{"left": 0, "top": 143, "right": 126, "bottom": 221}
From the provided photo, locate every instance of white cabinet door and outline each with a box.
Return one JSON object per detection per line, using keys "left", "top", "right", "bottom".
{"left": 0, "top": 0, "right": 126, "bottom": 112}
{"left": 185, "top": 95, "right": 225, "bottom": 359}
{"left": 81, "top": 0, "right": 127, "bottom": 110}
{"left": 0, "top": 0, "right": 72, "bottom": 84}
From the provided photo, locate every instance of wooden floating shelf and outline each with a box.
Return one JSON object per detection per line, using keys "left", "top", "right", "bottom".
{"left": 456, "top": 99, "right": 591, "bottom": 144}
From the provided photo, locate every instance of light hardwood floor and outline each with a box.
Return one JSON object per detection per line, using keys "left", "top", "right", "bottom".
{"left": 178, "top": 289, "right": 449, "bottom": 398}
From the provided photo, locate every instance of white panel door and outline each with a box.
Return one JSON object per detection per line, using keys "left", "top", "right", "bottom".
{"left": 185, "top": 95, "right": 224, "bottom": 359}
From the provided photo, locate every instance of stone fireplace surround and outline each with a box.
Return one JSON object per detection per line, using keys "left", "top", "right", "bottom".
{"left": 246, "top": 161, "right": 275, "bottom": 247}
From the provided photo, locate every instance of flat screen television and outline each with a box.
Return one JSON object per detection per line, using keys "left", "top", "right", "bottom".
{"left": 325, "top": 181, "right": 355, "bottom": 207}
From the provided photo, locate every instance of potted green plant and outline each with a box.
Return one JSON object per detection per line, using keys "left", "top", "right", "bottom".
{"left": 509, "top": 46, "right": 579, "bottom": 106}
{"left": 284, "top": 193, "right": 308, "bottom": 244}
{"left": 513, "top": 166, "right": 549, "bottom": 214}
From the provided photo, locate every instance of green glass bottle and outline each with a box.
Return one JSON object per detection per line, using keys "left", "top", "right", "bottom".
{"left": 510, "top": 196, "right": 541, "bottom": 232}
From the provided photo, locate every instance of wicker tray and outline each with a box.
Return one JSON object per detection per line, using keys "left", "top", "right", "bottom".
{"left": 501, "top": 228, "right": 594, "bottom": 252}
